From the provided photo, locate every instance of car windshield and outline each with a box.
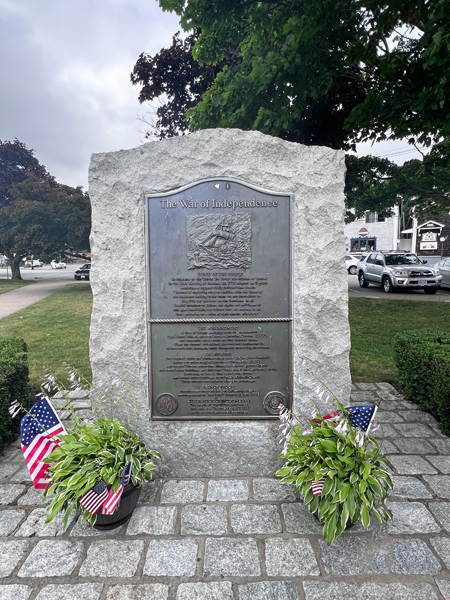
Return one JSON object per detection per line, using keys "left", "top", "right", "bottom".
{"left": 385, "top": 254, "right": 421, "bottom": 266}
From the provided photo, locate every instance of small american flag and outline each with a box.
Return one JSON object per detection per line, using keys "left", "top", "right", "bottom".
{"left": 345, "top": 405, "right": 377, "bottom": 432}
{"left": 20, "top": 398, "right": 66, "bottom": 489}
{"left": 311, "top": 476, "right": 327, "bottom": 496}
{"left": 100, "top": 462, "right": 133, "bottom": 515}
{"left": 79, "top": 479, "right": 109, "bottom": 514}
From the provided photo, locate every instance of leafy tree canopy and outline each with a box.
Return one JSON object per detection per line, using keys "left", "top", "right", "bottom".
{"left": 0, "top": 140, "right": 90, "bottom": 280}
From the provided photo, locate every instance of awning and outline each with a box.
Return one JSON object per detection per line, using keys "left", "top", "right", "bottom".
{"left": 401, "top": 228, "right": 415, "bottom": 234}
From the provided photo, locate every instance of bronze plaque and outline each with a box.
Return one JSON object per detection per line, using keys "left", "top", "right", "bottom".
{"left": 146, "top": 178, "right": 292, "bottom": 420}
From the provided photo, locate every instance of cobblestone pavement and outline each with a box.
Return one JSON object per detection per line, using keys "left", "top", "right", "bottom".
{"left": 1, "top": 383, "right": 450, "bottom": 600}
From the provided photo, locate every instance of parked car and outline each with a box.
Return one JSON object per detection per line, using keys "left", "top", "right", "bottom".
{"left": 345, "top": 254, "right": 361, "bottom": 275}
{"left": 74, "top": 263, "right": 91, "bottom": 280}
{"left": 25, "top": 259, "right": 43, "bottom": 267}
{"left": 357, "top": 251, "right": 443, "bottom": 294}
{"left": 51, "top": 261, "right": 66, "bottom": 269}
{"left": 437, "top": 258, "right": 450, "bottom": 289}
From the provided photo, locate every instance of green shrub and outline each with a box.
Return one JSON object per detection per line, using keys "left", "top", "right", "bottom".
{"left": 0, "top": 337, "right": 30, "bottom": 447}
{"left": 393, "top": 329, "right": 450, "bottom": 431}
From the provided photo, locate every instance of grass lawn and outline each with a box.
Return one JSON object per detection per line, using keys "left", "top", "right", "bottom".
{"left": 0, "top": 283, "right": 92, "bottom": 391}
{"left": 349, "top": 297, "right": 450, "bottom": 383}
{"left": 1, "top": 284, "right": 449, "bottom": 389}
{"left": 0, "top": 279, "right": 34, "bottom": 295}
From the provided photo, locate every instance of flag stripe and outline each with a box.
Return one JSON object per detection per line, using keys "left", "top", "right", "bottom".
{"left": 311, "top": 476, "right": 327, "bottom": 496}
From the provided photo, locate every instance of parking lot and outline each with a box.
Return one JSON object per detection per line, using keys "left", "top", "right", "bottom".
{"left": 348, "top": 273, "right": 450, "bottom": 301}
{"left": 0, "top": 263, "right": 85, "bottom": 281}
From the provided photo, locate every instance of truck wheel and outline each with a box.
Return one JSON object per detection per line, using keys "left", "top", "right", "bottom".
{"left": 424, "top": 287, "right": 438, "bottom": 294}
{"left": 382, "top": 276, "right": 394, "bottom": 293}
{"left": 359, "top": 272, "right": 369, "bottom": 288}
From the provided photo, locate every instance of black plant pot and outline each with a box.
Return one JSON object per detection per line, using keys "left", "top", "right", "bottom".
{"left": 93, "top": 484, "right": 141, "bottom": 531}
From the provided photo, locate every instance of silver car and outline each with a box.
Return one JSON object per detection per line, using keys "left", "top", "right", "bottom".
{"left": 437, "top": 258, "right": 450, "bottom": 288}
{"left": 358, "top": 251, "right": 443, "bottom": 294}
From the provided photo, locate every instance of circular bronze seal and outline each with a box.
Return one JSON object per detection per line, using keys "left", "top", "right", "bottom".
{"left": 263, "top": 391, "right": 287, "bottom": 415}
{"left": 155, "top": 393, "right": 178, "bottom": 416}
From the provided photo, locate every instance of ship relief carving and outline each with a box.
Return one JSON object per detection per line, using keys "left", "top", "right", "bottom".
{"left": 186, "top": 213, "right": 252, "bottom": 270}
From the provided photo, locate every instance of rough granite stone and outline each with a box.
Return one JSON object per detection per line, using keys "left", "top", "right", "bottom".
{"left": 35, "top": 583, "right": 103, "bottom": 600}
{"left": 387, "top": 501, "right": 440, "bottom": 533}
{"left": 281, "top": 503, "right": 324, "bottom": 534}
{"left": 398, "top": 410, "right": 436, "bottom": 423}
{"left": 0, "top": 540, "right": 29, "bottom": 577}
{"left": 0, "top": 464, "right": 23, "bottom": 480}
{"left": 354, "top": 383, "right": 379, "bottom": 391}
{"left": 391, "top": 538, "right": 440, "bottom": 574}
{"left": 436, "top": 580, "right": 450, "bottom": 600}
{"left": 0, "top": 443, "right": 22, "bottom": 461}
{"left": 176, "top": 582, "right": 233, "bottom": 600}
{"left": 160, "top": 480, "right": 205, "bottom": 504}
{"left": 144, "top": 539, "right": 198, "bottom": 577}
{"left": 0, "top": 509, "right": 25, "bottom": 535}
{"left": 181, "top": 505, "right": 227, "bottom": 535}
{"left": 137, "top": 481, "right": 159, "bottom": 504}
{"left": 8, "top": 466, "right": 32, "bottom": 483}
{"left": 319, "top": 537, "right": 388, "bottom": 575}
{"left": 126, "top": 506, "right": 176, "bottom": 535}
{"left": 395, "top": 423, "right": 436, "bottom": 437}
{"left": 430, "top": 537, "right": 450, "bottom": 569}
{"left": 79, "top": 540, "right": 144, "bottom": 577}
{"left": 106, "top": 584, "right": 169, "bottom": 600}
{"left": 266, "top": 538, "right": 319, "bottom": 576}
{"left": 376, "top": 412, "right": 404, "bottom": 423}
{"left": 239, "top": 582, "right": 298, "bottom": 600}
{"left": 207, "top": 480, "right": 249, "bottom": 501}
{"left": 88, "top": 129, "right": 350, "bottom": 477}
{"left": 386, "top": 455, "right": 437, "bottom": 474}
{"left": 429, "top": 438, "right": 450, "bottom": 454}
{"left": 0, "top": 484, "right": 26, "bottom": 505}
{"left": 302, "top": 582, "right": 439, "bottom": 600}
{"left": 16, "top": 487, "right": 50, "bottom": 505}
{"left": 0, "top": 586, "right": 32, "bottom": 600}
{"left": 15, "top": 508, "right": 74, "bottom": 537}
{"left": 372, "top": 424, "right": 397, "bottom": 438}
{"left": 18, "top": 540, "right": 82, "bottom": 577}
{"left": 429, "top": 502, "right": 450, "bottom": 532}
{"left": 423, "top": 475, "right": 450, "bottom": 499}
{"left": 231, "top": 504, "right": 282, "bottom": 534}
{"left": 388, "top": 476, "right": 433, "bottom": 499}
{"left": 253, "top": 478, "right": 295, "bottom": 502}
{"left": 377, "top": 440, "right": 398, "bottom": 454}
{"left": 425, "top": 455, "right": 450, "bottom": 473}
{"left": 391, "top": 438, "right": 437, "bottom": 454}
{"left": 203, "top": 538, "right": 260, "bottom": 577}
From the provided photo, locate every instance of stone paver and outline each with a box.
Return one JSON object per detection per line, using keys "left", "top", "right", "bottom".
{"left": 176, "top": 582, "right": 233, "bottom": 600}
{"left": 106, "top": 584, "right": 168, "bottom": 600}
{"left": 231, "top": 504, "right": 282, "bottom": 534}
{"left": 181, "top": 505, "right": 227, "bottom": 535}
{"left": 160, "top": 480, "right": 204, "bottom": 504}
{"left": 0, "top": 383, "right": 450, "bottom": 598}
{"left": 207, "top": 479, "right": 249, "bottom": 501}
{"left": 79, "top": 540, "right": 144, "bottom": 577}
{"left": 18, "top": 540, "right": 82, "bottom": 577}
{"left": 204, "top": 538, "right": 260, "bottom": 576}
{"left": 126, "top": 506, "right": 176, "bottom": 535}
{"left": 387, "top": 501, "right": 440, "bottom": 534}
{"left": 144, "top": 539, "right": 198, "bottom": 576}
{"left": 266, "top": 538, "right": 319, "bottom": 576}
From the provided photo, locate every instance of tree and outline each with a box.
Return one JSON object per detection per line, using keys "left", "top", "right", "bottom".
{"left": 0, "top": 141, "right": 90, "bottom": 280}
{"left": 0, "top": 139, "right": 53, "bottom": 208}
{"left": 133, "top": 0, "right": 450, "bottom": 216}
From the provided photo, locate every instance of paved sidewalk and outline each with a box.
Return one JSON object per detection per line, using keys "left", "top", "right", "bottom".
{"left": 0, "top": 280, "right": 71, "bottom": 319}
{"left": 1, "top": 383, "right": 450, "bottom": 600}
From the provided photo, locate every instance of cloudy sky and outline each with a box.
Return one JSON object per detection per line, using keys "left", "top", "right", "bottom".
{"left": 0, "top": 0, "right": 422, "bottom": 190}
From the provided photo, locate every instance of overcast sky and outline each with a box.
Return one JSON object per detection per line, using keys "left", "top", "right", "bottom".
{"left": 0, "top": 0, "right": 423, "bottom": 191}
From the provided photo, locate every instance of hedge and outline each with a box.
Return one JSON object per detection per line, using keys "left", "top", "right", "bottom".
{"left": 0, "top": 337, "right": 30, "bottom": 447}
{"left": 393, "top": 329, "right": 450, "bottom": 434}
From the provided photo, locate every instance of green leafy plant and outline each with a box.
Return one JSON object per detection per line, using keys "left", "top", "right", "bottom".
{"left": 276, "top": 378, "right": 393, "bottom": 545}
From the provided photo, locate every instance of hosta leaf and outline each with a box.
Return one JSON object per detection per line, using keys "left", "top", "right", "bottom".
{"left": 361, "top": 503, "right": 370, "bottom": 529}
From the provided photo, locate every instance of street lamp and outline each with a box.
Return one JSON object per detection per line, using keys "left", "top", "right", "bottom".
{"left": 440, "top": 236, "right": 446, "bottom": 259}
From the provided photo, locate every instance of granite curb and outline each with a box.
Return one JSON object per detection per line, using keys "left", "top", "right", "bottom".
{"left": 1, "top": 383, "right": 450, "bottom": 600}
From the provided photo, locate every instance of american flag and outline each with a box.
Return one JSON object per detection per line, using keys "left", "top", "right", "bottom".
{"left": 311, "top": 476, "right": 327, "bottom": 496}
{"left": 100, "top": 462, "right": 133, "bottom": 515}
{"left": 345, "top": 405, "right": 377, "bottom": 432}
{"left": 79, "top": 479, "right": 109, "bottom": 514}
{"left": 20, "top": 398, "right": 66, "bottom": 489}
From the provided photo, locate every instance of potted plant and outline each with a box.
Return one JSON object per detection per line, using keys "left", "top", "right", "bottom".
{"left": 12, "top": 369, "right": 160, "bottom": 530}
{"left": 276, "top": 377, "right": 393, "bottom": 545}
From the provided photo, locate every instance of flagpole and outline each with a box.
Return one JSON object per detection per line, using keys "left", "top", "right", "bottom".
{"left": 365, "top": 397, "right": 382, "bottom": 436}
